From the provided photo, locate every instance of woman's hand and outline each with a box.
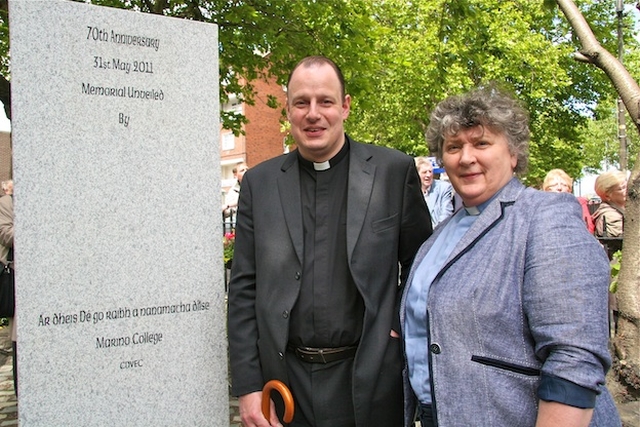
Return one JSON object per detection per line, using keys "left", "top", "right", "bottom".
{"left": 535, "top": 401, "right": 593, "bottom": 427}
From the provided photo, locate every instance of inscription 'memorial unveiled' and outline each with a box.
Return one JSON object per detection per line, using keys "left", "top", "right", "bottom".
{"left": 9, "top": 1, "right": 226, "bottom": 425}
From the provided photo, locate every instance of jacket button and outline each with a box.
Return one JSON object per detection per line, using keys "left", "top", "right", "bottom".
{"left": 429, "top": 343, "right": 441, "bottom": 354}
{"left": 294, "top": 272, "right": 301, "bottom": 280}
{"left": 278, "top": 352, "right": 284, "bottom": 360}
{"left": 282, "top": 310, "right": 289, "bottom": 319}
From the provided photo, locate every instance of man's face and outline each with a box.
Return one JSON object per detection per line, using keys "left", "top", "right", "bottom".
{"left": 418, "top": 163, "right": 434, "bottom": 192}
{"left": 235, "top": 164, "right": 248, "bottom": 183}
{"left": 4, "top": 182, "right": 12, "bottom": 195}
{"left": 608, "top": 181, "right": 627, "bottom": 207}
{"left": 286, "top": 63, "right": 351, "bottom": 162}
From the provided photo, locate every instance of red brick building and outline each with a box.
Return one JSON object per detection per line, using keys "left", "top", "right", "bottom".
{"left": 220, "top": 76, "right": 288, "bottom": 194}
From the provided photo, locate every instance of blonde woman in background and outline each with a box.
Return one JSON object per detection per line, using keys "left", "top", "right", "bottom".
{"left": 542, "top": 169, "right": 594, "bottom": 233}
{"left": 593, "top": 170, "right": 627, "bottom": 239}
{"left": 593, "top": 170, "right": 627, "bottom": 335}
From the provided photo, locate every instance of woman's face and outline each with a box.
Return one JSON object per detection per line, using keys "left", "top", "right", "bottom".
{"left": 607, "top": 181, "right": 627, "bottom": 207}
{"left": 545, "top": 178, "right": 571, "bottom": 193}
{"left": 442, "top": 126, "right": 517, "bottom": 207}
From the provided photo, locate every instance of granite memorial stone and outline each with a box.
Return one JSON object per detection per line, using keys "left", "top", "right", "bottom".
{"left": 9, "top": 1, "right": 226, "bottom": 425}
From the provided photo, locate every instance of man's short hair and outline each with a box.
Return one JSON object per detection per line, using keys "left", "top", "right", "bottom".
{"left": 286, "top": 56, "right": 346, "bottom": 100}
{"left": 232, "top": 162, "right": 246, "bottom": 174}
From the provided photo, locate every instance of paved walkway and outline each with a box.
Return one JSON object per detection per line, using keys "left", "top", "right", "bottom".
{"left": 229, "top": 395, "right": 241, "bottom": 427}
{"left": 0, "top": 329, "right": 16, "bottom": 427}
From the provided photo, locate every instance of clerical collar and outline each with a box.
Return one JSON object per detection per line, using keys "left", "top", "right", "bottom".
{"left": 464, "top": 206, "right": 481, "bottom": 216}
{"left": 462, "top": 193, "right": 497, "bottom": 216}
{"left": 314, "top": 160, "right": 330, "bottom": 171}
{"left": 297, "top": 138, "right": 350, "bottom": 171}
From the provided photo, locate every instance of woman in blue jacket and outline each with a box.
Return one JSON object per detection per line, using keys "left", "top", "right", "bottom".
{"left": 401, "top": 86, "right": 620, "bottom": 427}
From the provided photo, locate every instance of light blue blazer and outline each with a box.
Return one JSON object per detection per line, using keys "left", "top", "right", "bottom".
{"left": 425, "top": 179, "right": 454, "bottom": 228}
{"left": 401, "top": 178, "right": 621, "bottom": 426}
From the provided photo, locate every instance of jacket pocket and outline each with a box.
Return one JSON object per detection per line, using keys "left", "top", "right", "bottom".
{"left": 371, "top": 213, "right": 398, "bottom": 233}
{"left": 471, "top": 355, "right": 540, "bottom": 377}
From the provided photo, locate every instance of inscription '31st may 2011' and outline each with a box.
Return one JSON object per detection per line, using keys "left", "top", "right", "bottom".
{"left": 94, "top": 56, "right": 154, "bottom": 74}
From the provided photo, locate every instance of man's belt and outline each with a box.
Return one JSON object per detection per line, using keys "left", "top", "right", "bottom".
{"left": 286, "top": 343, "right": 358, "bottom": 364}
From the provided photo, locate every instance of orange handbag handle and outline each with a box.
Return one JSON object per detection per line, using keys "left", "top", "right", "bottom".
{"left": 261, "top": 379, "right": 295, "bottom": 424}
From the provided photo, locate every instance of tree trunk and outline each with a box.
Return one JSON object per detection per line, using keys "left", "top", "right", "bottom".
{"left": 613, "top": 151, "right": 640, "bottom": 392}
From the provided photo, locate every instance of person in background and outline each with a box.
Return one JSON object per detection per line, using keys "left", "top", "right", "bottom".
{"left": 593, "top": 170, "right": 626, "bottom": 240}
{"left": 415, "top": 156, "right": 454, "bottom": 228}
{"left": 402, "top": 86, "right": 620, "bottom": 427}
{"left": 542, "top": 168, "right": 595, "bottom": 233}
{"left": 592, "top": 170, "right": 627, "bottom": 335}
{"left": 227, "top": 56, "right": 431, "bottom": 427}
{"left": 0, "top": 180, "right": 15, "bottom": 395}
{"left": 223, "top": 161, "right": 248, "bottom": 216}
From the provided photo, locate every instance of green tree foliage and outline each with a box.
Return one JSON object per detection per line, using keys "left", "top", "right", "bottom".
{"left": 580, "top": 100, "right": 639, "bottom": 174}
{"left": 580, "top": 37, "right": 640, "bottom": 174}
{"left": 345, "top": 0, "right": 622, "bottom": 187}
{"left": 0, "top": 0, "right": 633, "bottom": 184}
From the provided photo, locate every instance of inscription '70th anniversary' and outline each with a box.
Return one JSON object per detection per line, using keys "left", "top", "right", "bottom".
{"left": 86, "top": 26, "right": 160, "bottom": 51}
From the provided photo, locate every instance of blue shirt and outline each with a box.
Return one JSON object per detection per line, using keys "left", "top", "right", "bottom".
{"left": 404, "top": 204, "right": 484, "bottom": 404}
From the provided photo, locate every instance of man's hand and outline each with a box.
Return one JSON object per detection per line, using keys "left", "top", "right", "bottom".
{"left": 238, "top": 391, "right": 283, "bottom": 427}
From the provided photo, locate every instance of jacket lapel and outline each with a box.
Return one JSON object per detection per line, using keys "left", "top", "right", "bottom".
{"left": 346, "top": 142, "right": 375, "bottom": 258}
{"left": 441, "top": 178, "right": 525, "bottom": 274}
{"left": 277, "top": 153, "right": 304, "bottom": 264}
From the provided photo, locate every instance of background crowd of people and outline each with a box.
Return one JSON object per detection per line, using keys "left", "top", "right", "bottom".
{"left": 416, "top": 161, "right": 627, "bottom": 250}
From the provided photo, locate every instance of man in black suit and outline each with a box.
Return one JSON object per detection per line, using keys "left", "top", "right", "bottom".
{"left": 227, "top": 56, "right": 431, "bottom": 427}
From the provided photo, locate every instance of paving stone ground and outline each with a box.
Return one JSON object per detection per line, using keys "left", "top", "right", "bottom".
{"left": 0, "top": 326, "right": 16, "bottom": 427}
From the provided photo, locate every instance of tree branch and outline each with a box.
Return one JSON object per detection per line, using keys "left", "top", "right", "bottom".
{"left": 557, "top": 0, "right": 640, "bottom": 134}
{"left": 572, "top": 51, "right": 593, "bottom": 63}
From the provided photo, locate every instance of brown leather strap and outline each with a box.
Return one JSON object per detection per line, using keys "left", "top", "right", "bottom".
{"left": 286, "top": 343, "right": 358, "bottom": 364}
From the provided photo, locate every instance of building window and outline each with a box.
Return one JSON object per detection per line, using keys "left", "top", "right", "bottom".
{"left": 222, "top": 133, "right": 235, "bottom": 151}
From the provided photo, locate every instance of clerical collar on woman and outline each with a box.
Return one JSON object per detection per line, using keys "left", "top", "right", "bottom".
{"left": 464, "top": 206, "right": 481, "bottom": 216}
{"left": 462, "top": 193, "right": 499, "bottom": 216}
{"left": 297, "top": 138, "right": 350, "bottom": 172}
